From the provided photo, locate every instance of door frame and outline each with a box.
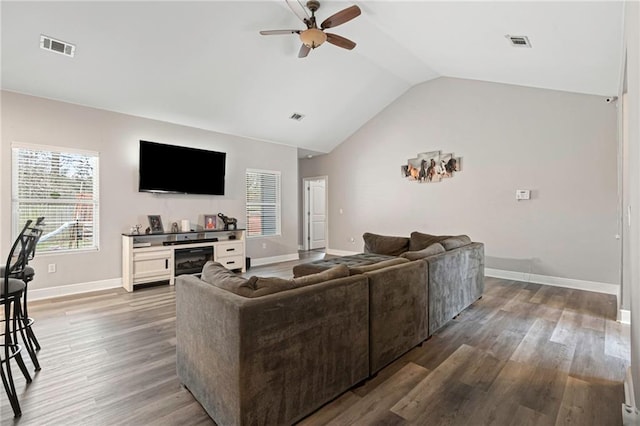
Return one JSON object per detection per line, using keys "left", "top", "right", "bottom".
{"left": 302, "top": 176, "right": 329, "bottom": 251}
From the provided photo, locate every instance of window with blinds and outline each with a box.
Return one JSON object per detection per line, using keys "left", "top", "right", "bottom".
{"left": 246, "top": 169, "right": 281, "bottom": 238}
{"left": 12, "top": 144, "right": 100, "bottom": 253}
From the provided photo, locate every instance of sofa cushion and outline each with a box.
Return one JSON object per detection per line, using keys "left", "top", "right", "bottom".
{"left": 363, "top": 232, "right": 410, "bottom": 256}
{"left": 201, "top": 261, "right": 252, "bottom": 295}
{"left": 293, "top": 253, "right": 396, "bottom": 277}
{"left": 293, "top": 264, "right": 349, "bottom": 285}
{"left": 400, "top": 243, "right": 446, "bottom": 260}
{"left": 202, "top": 261, "right": 350, "bottom": 298}
{"left": 440, "top": 235, "right": 472, "bottom": 251}
{"left": 348, "top": 258, "right": 409, "bottom": 275}
{"left": 409, "top": 232, "right": 451, "bottom": 251}
{"left": 245, "top": 264, "right": 349, "bottom": 297}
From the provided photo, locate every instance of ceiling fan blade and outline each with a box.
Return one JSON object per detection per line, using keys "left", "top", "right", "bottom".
{"left": 298, "top": 43, "right": 311, "bottom": 58}
{"left": 321, "top": 5, "right": 361, "bottom": 29}
{"left": 260, "top": 29, "right": 301, "bottom": 35}
{"left": 325, "top": 33, "right": 356, "bottom": 50}
{"left": 285, "top": 0, "right": 311, "bottom": 24}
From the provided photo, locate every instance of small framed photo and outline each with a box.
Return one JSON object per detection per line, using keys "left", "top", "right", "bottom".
{"left": 204, "top": 214, "right": 217, "bottom": 230}
{"left": 148, "top": 215, "right": 164, "bottom": 233}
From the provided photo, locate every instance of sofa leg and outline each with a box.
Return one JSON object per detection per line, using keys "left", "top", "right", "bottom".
{"left": 353, "top": 377, "right": 369, "bottom": 388}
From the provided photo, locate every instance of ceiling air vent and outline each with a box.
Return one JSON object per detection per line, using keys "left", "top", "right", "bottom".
{"left": 505, "top": 35, "right": 532, "bottom": 48}
{"left": 289, "top": 113, "right": 305, "bottom": 121}
{"left": 40, "top": 35, "right": 76, "bottom": 57}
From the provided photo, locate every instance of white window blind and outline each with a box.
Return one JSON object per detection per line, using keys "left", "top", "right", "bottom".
{"left": 246, "top": 169, "right": 281, "bottom": 237}
{"left": 12, "top": 144, "right": 100, "bottom": 253}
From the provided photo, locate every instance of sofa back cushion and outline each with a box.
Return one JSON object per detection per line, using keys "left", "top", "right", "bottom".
{"left": 348, "top": 257, "right": 409, "bottom": 275}
{"left": 200, "top": 261, "right": 350, "bottom": 298}
{"left": 201, "top": 261, "right": 252, "bottom": 295}
{"left": 400, "top": 243, "right": 446, "bottom": 260}
{"left": 363, "top": 232, "right": 410, "bottom": 256}
{"left": 440, "top": 235, "right": 472, "bottom": 250}
{"left": 409, "top": 232, "right": 452, "bottom": 251}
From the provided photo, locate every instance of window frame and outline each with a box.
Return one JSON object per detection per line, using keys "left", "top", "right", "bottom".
{"left": 11, "top": 142, "right": 100, "bottom": 255}
{"left": 245, "top": 168, "right": 282, "bottom": 239}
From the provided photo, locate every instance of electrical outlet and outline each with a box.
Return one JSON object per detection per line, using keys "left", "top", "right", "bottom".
{"left": 48, "top": 263, "right": 56, "bottom": 273}
{"left": 262, "top": 243, "right": 267, "bottom": 249}
{"left": 516, "top": 189, "right": 531, "bottom": 200}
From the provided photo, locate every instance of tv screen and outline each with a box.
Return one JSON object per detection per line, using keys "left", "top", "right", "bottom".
{"left": 138, "top": 140, "right": 226, "bottom": 195}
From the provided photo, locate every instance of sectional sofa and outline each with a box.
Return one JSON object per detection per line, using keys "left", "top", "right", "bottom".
{"left": 176, "top": 231, "right": 484, "bottom": 426}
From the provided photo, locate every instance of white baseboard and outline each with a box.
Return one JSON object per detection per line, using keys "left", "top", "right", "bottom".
{"left": 485, "top": 268, "right": 619, "bottom": 295}
{"left": 325, "top": 248, "right": 359, "bottom": 256}
{"left": 30, "top": 278, "right": 122, "bottom": 301}
{"left": 251, "top": 253, "right": 299, "bottom": 267}
{"left": 621, "top": 309, "right": 631, "bottom": 325}
{"left": 624, "top": 367, "right": 640, "bottom": 424}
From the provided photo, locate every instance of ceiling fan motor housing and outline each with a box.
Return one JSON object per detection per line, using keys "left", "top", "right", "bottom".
{"left": 306, "top": 0, "right": 321, "bottom": 13}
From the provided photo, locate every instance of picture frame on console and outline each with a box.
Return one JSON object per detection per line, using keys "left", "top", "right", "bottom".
{"left": 204, "top": 214, "right": 217, "bottom": 230}
{"left": 148, "top": 215, "right": 164, "bottom": 233}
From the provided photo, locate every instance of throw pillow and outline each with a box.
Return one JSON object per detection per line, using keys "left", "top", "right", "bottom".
{"left": 200, "top": 261, "right": 252, "bottom": 295}
{"left": 362, "top": 232, "right": 410, "bottom": 256}
{"left": 400, "top": 243, "right": 446, "bottom": 260}
{"left": 245, "top": 276, "right": 294, "bottom": 297}
{"left": 244, "top": 264, "right": 350, "bottom": 298}
{"left": 349, "top": 258, "right": 409, "bottom": 275}
{"left": 293, "top": 264, "right": 349, "bottom": 286}
{"left": 440, "top": 235, "right": 472, "bottom": 251}
{"left": 409, "top": 231, "right": 451, "bottom": 251}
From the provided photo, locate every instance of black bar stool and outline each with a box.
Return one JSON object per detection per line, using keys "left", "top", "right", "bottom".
{"left": 19, "top": 217, "right": 44, "bottom": 355}
{"left": 0, "top": 217, "right": 43, "bottom": 371}
{"left": 1, "top": 220, "right": 37, "bottom": 417}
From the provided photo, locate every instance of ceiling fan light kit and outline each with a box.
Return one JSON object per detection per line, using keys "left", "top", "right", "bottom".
{"left": 300, "top": 28, "right": 327, "bottom": 48}
{"left": 261, "top": 0, "right": 361, "bottom": 58}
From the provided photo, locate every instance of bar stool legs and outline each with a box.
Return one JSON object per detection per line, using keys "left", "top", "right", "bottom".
{"left": 16, "top": 297, "right": 40, "bottom": 371}
{"left": 1, "top": 296, "right": 33, "bottom": 417}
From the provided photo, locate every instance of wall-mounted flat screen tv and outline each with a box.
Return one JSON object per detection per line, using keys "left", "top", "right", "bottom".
{"left": 139, "top": 140, "right": 226, "bottom": 195}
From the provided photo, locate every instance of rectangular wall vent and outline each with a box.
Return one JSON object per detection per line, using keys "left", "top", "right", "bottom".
{"left": 40, "top": 35, "right": 76, "bottom": 57}
{"left": 505, "top": 35, "right": 532, "bottom": 48}
{"left": 289, "top": 113, "right": 305, "bottom": 121}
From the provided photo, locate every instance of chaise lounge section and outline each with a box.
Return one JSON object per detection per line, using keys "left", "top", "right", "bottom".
{"left": 176, "top": 262, "right": 370, "bottom": 426}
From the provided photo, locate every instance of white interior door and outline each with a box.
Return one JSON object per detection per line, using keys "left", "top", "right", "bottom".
{"left": 304, "top": 178, "right": 327, "bottom": 250}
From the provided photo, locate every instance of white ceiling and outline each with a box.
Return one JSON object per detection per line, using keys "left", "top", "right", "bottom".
{"left": 1, "top": 1, "right": 624, "bottom": 154}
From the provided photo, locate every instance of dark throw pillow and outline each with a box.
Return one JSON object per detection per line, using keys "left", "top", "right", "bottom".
{"left": 349, "top": 258, "right": 409, "bottom": 275}
{"left": 409, "top": 231, "right": 451, "bottom": 251}
{"left": 400, "top": 243, "right": 446, "bottom": 260}
{"left": 200, "top": 261, "right": 252, "bottom": 295}
{"left": 362, "top": 232, "right": 410, "bottom": 256}
{"left": 440, "top": 235, "right": 472, "bottom": 251}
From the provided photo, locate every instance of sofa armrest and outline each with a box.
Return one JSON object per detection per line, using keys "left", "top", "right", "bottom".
{"left": 424, "top": 242, "right": 484, "bottom": 335}
{"left": 176, "top": 274, "right": 244, "bottom": 425}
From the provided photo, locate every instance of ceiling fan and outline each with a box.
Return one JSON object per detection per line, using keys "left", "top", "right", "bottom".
{"left": 260, "top": 0, "right": 361, "bottom": 58}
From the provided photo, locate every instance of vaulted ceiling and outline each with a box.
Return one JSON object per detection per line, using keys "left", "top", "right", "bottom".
{"left": 1, "top": 1, "right": 624, "bottom": 154}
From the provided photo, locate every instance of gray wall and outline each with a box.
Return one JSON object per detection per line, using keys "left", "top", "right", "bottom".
{"left": 1, "top": 91, "right": 299, "bottom": 290}
{"left": 300, "top": 77, "right": 619, "bottom": 285}
{"left": 622, "top": 0, "right": 640, "bottom": 408}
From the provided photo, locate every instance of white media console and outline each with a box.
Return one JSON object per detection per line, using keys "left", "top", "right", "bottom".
{"left": 121, "top": 229, "right": 246, "bottom": 292}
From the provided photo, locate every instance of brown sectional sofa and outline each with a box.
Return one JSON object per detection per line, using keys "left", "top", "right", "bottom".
{"left": 176, "top": 231, "right": 484, "bottom": 425}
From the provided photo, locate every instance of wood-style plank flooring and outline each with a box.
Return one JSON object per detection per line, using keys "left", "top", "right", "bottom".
{"left": 1, "top": 253, "right": 629, "bottom": 425}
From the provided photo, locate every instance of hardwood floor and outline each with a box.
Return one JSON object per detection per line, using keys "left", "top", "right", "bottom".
{"left": 1, "top": 257, "right": 629, "bottom": 425}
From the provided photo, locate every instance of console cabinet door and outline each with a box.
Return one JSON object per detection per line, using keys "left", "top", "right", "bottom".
{"left": 132, "top": 249, "right": 173, "bottom": 283}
